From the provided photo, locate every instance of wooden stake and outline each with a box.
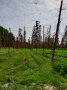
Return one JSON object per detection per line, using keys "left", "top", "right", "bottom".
{"left": 43, "top": 26, "right": 45, "bottom": 56}
{"left": 52, "top": 0, "right": 63, "bottom": 61}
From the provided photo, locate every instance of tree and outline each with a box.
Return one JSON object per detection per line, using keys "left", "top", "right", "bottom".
{"left": 23, "top": 26, "right": 26, "bottom": 48}
{"left": 31, "top": 32, "right": 34, "bottom": 50}
{"left": 47, "top": 25, "right": 51, "bottom": 49}
{"left": 4, "top": 31, "right": 8, "bottom": 47}
{"left": 32, "top": 21, "right": 41, "bottom": 50}
{"left": 0, "top": 26, "right": 15, "bottom": 47}
{"left": 61, "top": 26, "right": 67, "bottom": 49}
{"left": 8, "top": 28, "right": 11, "bottom": 53}
{"left": 13, "top": 39, "right": 15, "bottom": 51}
{"left": 16, "top": 37, "right": 19, "bottom": 49}
{"left": 61, "top": 37, "right": 64, "bottom": 52}
{"left": 21, "top": 35, "right": 23, "bottom": 48}
{"left": 18, "top": 28, "right": 22, "bottom": 48}
{"left": 0, "top": 34, "right": 1, "bottom": 49}
{"left": 28, "top": 37, "right": 31, "bottom": 49}
{"left": 64, "top": 26, "right": 67, "bottom": 47}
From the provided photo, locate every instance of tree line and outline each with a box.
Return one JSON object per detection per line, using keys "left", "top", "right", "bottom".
{"left": 0, "top": 21, "right": 67, "bottom": 49}
{"left": 0, "top": 0, "right": 67, "bottom": 61}
{"left": 0, "top": 26, "right": 15, "bottom": 47}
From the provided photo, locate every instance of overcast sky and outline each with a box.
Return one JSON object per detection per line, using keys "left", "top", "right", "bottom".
{"left": 0, "top": 0, "right": 67, "bottom": 41}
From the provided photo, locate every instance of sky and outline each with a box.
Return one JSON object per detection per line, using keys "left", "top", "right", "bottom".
{"left": 0, "top": 0, "right": 67, "bottom": 41}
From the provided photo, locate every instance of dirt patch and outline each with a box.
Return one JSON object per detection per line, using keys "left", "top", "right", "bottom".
{"left": 24, "top": 85, "right": 27, "bottom": 88}
{"left": 43, "top": 84, "right": 56, "bottom": 90}
{"left": 3, "top": 83, "right": 9, "bottom": 87}
{"left": 32, "top": 82, "right": 36, "bottom": 86}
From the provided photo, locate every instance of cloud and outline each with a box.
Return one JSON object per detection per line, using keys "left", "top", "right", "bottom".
{"left": 0, "top": 0, "right": 67, "bottom": 41}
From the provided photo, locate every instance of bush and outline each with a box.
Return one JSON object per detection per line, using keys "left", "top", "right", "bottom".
{"left": 20, "top": 78, "right": 35, "bottom": 85}
{"left": 53, "top": 63, "right": 67, "bottom": 76}
{"left": 60, "top": 65, "right": 67, "bottom": 76}
{"left": 21, "top": 64, "right": 29, "bottom": 71}
{"left": 0, "top": 59, "right": 4, "bottom": 62}
{"left": 51, "top": 78, "right": 60, "bottom": 86}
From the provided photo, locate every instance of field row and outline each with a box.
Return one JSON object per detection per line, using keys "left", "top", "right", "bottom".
{"left": 0, "top": 49, "right": 67, "bottom": 90}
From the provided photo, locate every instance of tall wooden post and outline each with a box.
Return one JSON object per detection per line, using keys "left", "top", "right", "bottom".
{"left": 43, "top": 26, "right": 45, "bottom": 56}
{"left": 52, "top": 0, "right": 63, "bottom": 61}
{"left": 8, "top": 28, "right": 11, "bottom": 53}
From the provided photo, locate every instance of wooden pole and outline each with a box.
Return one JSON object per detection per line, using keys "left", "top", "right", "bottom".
{"left": 52, "top": 0, "right": 63, "bottom": 61}
{"left": 43, "top": 26, "right": 45, "bottom": 56}
{"left": 8, "top": 28, "right": 11, "bottom": 53}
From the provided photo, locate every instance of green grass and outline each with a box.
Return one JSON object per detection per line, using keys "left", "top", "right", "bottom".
{"left": 0, "top": 48, "right": 67, "bottom": 90}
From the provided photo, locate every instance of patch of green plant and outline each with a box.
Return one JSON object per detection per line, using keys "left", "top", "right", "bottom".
{"left": 31, "top": 54, "right": 43, "bottom": 65}
{"left": 20, "top": 78, "right": 36, "bottom": 85}
{"left": 53, "top": 62, "right": 67, "bottom": 77}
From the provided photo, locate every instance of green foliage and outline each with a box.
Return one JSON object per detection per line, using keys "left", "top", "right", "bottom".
{"left": 21, "top": 64, "right": 29, "bottom": 71}
{"left": 0, "top": 49, "right": 67, "bottom": 89}
{"left": 31, "top": 54, "right": 43, "bottom": 65}
{"left": 20, "top": 78, "right": 35, "bottom": 85}
{"left": 53, "top": 62, "right": 67, "bottom": 76}
{"left": 51, "top": 78, "right": 60, "bottom": 86}
{"left": 0, "top": 26, "right": 15, "bottom": 47}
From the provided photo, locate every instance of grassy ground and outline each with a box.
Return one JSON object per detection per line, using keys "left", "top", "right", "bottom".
{"left": 0, "top": 48, "right": 67, "bottom": 90}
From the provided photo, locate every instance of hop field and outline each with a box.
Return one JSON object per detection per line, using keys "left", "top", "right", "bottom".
{"left": 0, "top": 48, "right": 67, "bottom": 90}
